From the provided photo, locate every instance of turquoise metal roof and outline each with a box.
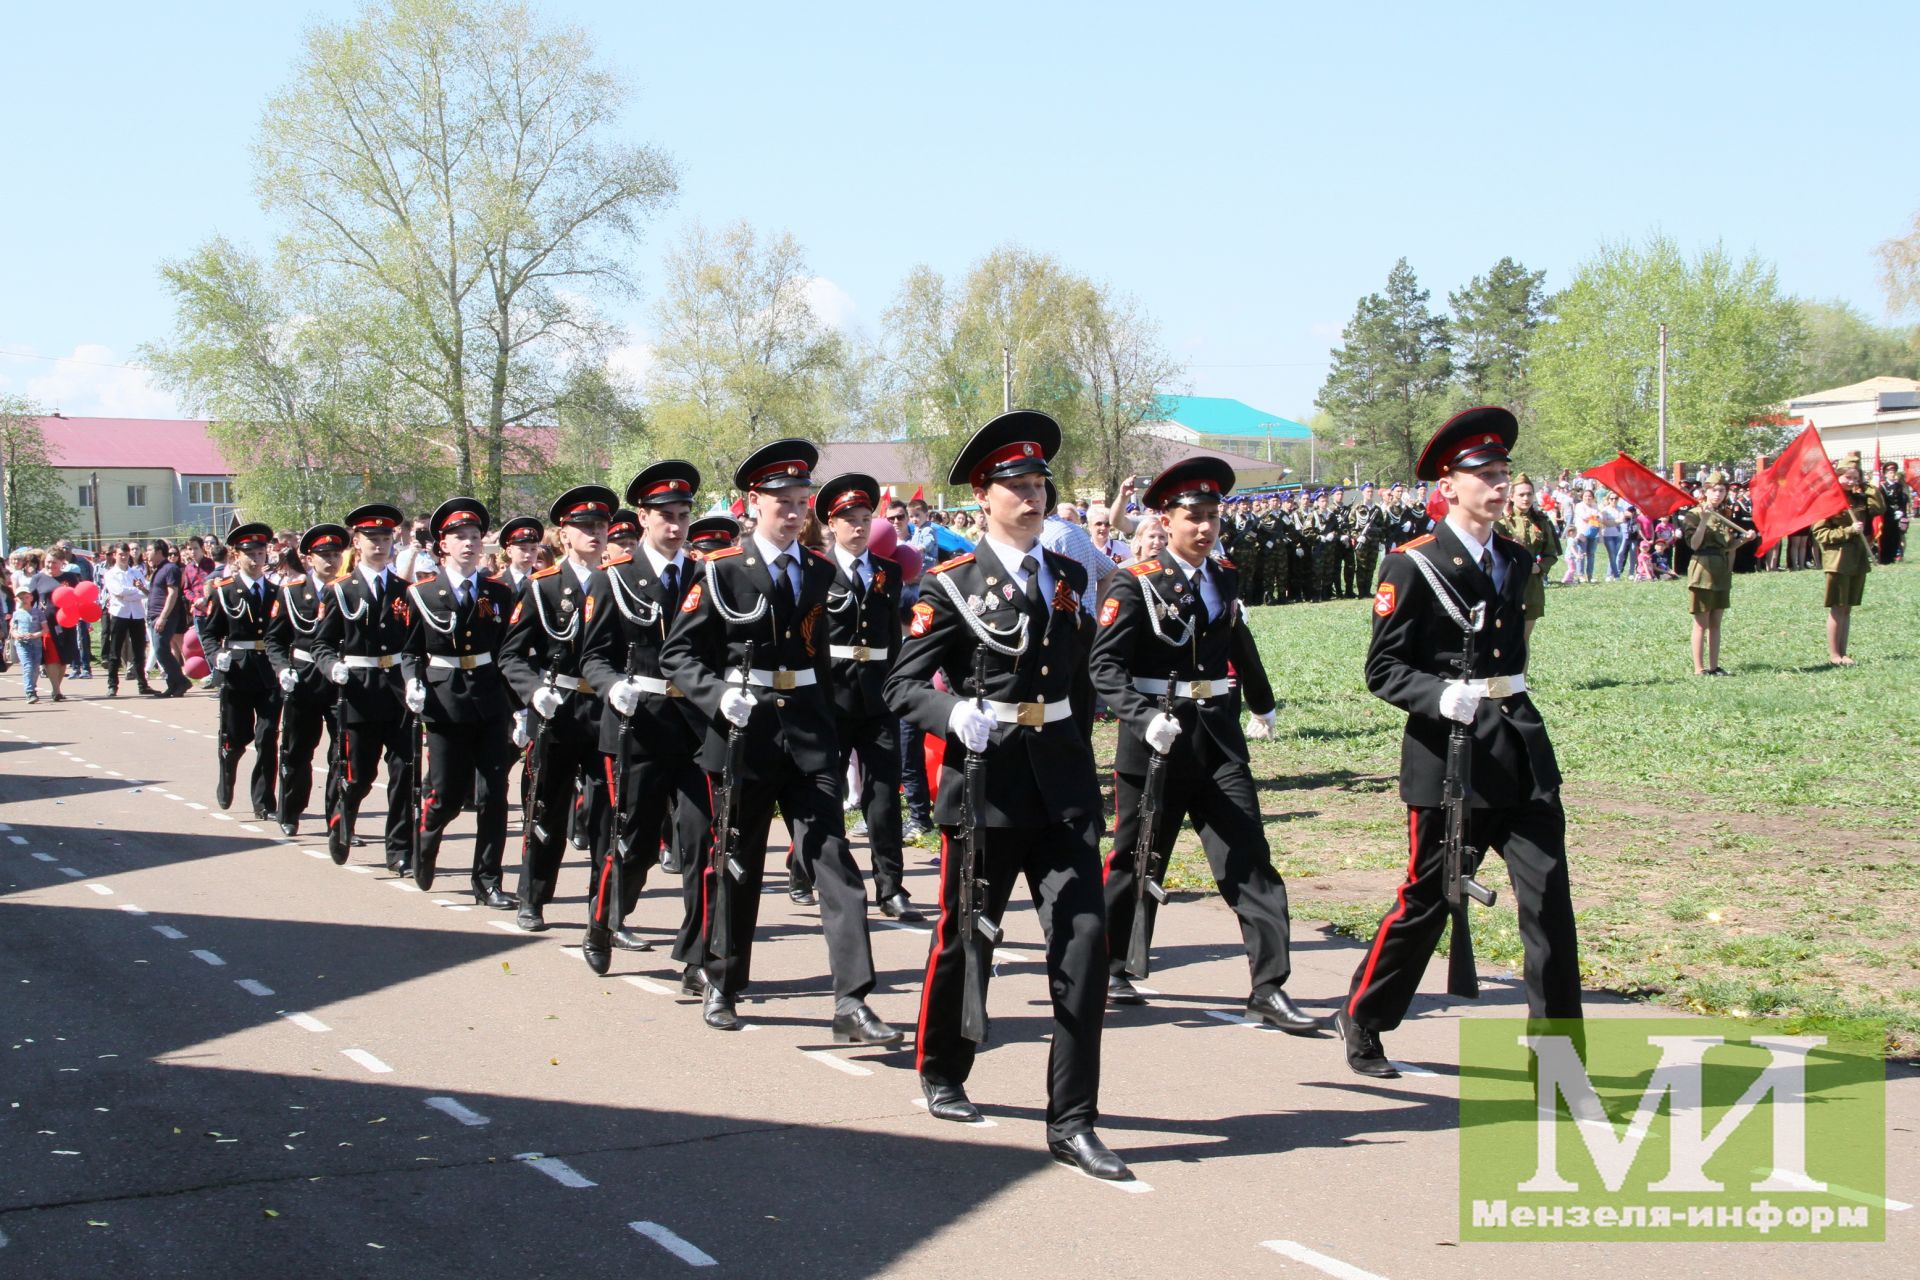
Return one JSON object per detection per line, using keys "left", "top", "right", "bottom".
{"left": 1153, "top": 394, "right": 1313, "bottom": 441}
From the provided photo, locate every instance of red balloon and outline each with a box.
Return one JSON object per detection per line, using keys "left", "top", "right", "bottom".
{"left": 52, "top": 584, "right": 78, "bottom": 610}
{"left": 182, "top": 651, "right": 210, "bottom": 681}
{"left": 78, "top": 599, "right": 104, "bottom": 623}
{"left": 55, "top": 606, "right": 78, "bottom": 628}
{"left": 867, "top": 515, "right": 897, "bottom": 558}
{"left": 893, "top": 541, "right": 923, "bottom": 583}
{"left": 74, "top": 581, "right": 101, "bottom": 605}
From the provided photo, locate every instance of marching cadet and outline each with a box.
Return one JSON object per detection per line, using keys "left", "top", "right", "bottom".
{"left": 686, "top": 515, "right": 740, "bottom": 555}
{"left": 1498, "top": 473, "right": 1560, "bottom": 647}
{"left": 1352, "top": 482, "right": 1388, "bottom": 591}
{"left": 499, "top": 485, "right": 617, "bottom": 929}
{"left": 197, "top": 521, "right": 282, "bottom": 819}
{"left": 1094, "top": 460, "right": 1317, "bottom": 1033}
{"left": 606, "top": 508, "right": 641, "bottom": 560}
{"left": 265, "top": 523, "right": 348, "bottom": 837}
{"left": 400, "top": 499, "right": 521, "bottom": 905}
{"left": 496, "top": 517, "right": 543, "bottom": 593}
{"left": 884, "top": 410, "right": 1128, "bottom": 1182}
{"left": 312, "top": 503, "right": 417, "bottom": 874}
{"left": 1338, "top": 407, "right": 1582, "bottom": 1078}
{"left": 580, "top": 461, "right": 711, "bottom": 978}
{"left": 814, "top": 471, "right": 921, "bottom": 922}
{"left": 1815, "top": 453, "right": 1886, "bottom": 666}
{"left": 660, "top": 439, "right": 901, "bottom": 1046}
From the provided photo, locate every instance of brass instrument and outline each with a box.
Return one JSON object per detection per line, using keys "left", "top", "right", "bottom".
{"left": 1689, "top": 504, "right": 1757, "bottom": 545}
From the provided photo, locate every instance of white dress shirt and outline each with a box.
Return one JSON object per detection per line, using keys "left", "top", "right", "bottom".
{"left": 979, "top": 535, "right": 1053, "bottom": 605}
{"left": 752, "top": 533, "right": 803, "bottom": 598}
{"left": 1163, "top": 549, "right": 1222, "bottom": 621}
{"left": 1445, "top": 516, "right": 1508, "bottom": 593}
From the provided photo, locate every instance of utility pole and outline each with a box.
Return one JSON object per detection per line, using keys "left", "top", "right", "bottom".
{"left": 1657, "top": 323, "right": 1669, "bottom": 475}
{"left": 1002, "top": 346, "right": 1013, "bottom": 413}
{"left": 91, "top": 469, "right": 103, "bottom": 551}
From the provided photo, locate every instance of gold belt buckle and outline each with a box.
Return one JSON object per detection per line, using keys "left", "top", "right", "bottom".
{"left": 1189, "top": 679, "right": 1213, "bottom": 700}
{"left": 852, "top": 644, "right": 870, "bottom": 662}
{"left": 379, "top": 655, "right": 396, "bottom": 669}
{"left": 1015, "top": 701, "right": 1045, "bottom": 728}
{"left": 666, "top": 683, "right": 684, "bottom": 698}
{"left": 1484, "top": 675, "right": 1514, "bottom": 698}
{"left": 771, "top": 670, "right": 797, "bottom": 691}
{"left": 461, "top": 655, "right": 481, "bottom": 670}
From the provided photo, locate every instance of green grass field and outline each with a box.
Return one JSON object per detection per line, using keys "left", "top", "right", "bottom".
{"left": 1145, "top": 562, "right": 1920, "bottom": 1054}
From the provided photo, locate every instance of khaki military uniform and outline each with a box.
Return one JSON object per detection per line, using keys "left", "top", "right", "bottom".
{"left": 1678, "top": 507, "right": 1737, "bottom": 613}
{"left": 1498, "top": 509, "right": 1560, "bottom": 620}
{"left": 1813, "top": 488, "right": 1886, "bottom": 608}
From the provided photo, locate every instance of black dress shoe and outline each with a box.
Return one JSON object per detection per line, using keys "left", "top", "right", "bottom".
{"left": 703, "top": 988, "right": 740, "bottom": 1031}
{"left": 1107, "top": 974, "right": 1146, "bottom": 1006}
{"left": 610, "top": 929, "right": 651, "bottom": 952}
{"left": 516, "top": 906, "right": 548, "bottom": 932}
{"left": 253, "top": 806, "right": 273, "bottom": 822}
{"left": 832, "top": 1002, "right": 904, "bottom": 1046}
{"left": 788, "top": 883, "right": 817, "bottom": 906}
{"left": 582, "top": 928, "right": 612, "bottom": 976}
{"left": 679, "top": 965, "right": 710, "bottom": 998}
{"left": 279, "top": 820, "right": 298, "bottom": 837}
{"left": 879, "top": 892, "right": 925, "bottom": 923}
{"left": 1333, "top": 1009, "right": 1400, "bottom": 1079}
{"left": 214, "top": 769, "right": 234, "bottom": 811}
{"left": 475, "top": 886, "right": 517, "bottom": 910}
{"left": 350, "top": 834, "right": 366, "bottom": 847}
{"left": 1048, "top": 1131, "right": 1131, "bottom": 1181}
{"left": 920, "top": 1076, "right": 981, "bottom": 1124}
{"left": 139, "top": 685, "right": 163, "bottom": 697}
{"left": 1247, "top": 989, "right": 1322, "bottom": 1034}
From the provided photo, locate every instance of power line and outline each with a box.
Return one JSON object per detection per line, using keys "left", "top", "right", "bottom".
{"left": 0, "top": 347, "right": 151, "bottom": 371}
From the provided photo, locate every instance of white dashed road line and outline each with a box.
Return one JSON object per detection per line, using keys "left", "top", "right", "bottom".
{"left": 1753, "top": 1167, "right": 1912, "bottom": 1211}
{"left": 235, "top": 979, "right": 275, "bottom": 997}
{"left": 801, "top": 1050, "right": 872, "bottom": 1077}
{"left": 190, "top": 950, "right": 227, "bottom": 967}
{"left": 424, "top": 1096, "right": 490, "bottom": 1127}
{"left": 58, "top": 866, "right": 83, "bottom": 877}
{"left": 628, "top": 1221, "right": 717, "bottom": 1267}
{"left": 341, "top": 1049, "right": 392, "bottom": 1074}
{"left": 515, "top": 1153, "right": 596, "bottom": 1188}
{"left": 31, "top": 852, "right": 57, "bottom": 862}
{"left": 117, "top": 905, "right": 148, "bottom": 916}
{"left": 86, "top": 884, "right": 113, "bottom": 896}
{"left": 8, "top": 836, "right": 28, "bottom": 845}
{"left": 153, "top": 925, "right": 187, "bottom": 940}
{"left": 620, "top": 975, "right": 675, "bottom": 997}
{"left": 281, "top": 1012, "right": 331, "bottom": 1034}
{"left": 1260, "top": 1240, "right": 1386, "bottom": 1279}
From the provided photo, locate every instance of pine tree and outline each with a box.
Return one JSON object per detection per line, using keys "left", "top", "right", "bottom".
{"left": 1317, "top": 258, "right": 1453, "bottom": 480}
{"left": 1450, "top": 257, "right": 1547, "bottom": 407}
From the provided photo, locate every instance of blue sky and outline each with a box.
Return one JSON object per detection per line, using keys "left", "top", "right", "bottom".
{"left": 3, "top": 1, "right": 1914, "bottom": 424}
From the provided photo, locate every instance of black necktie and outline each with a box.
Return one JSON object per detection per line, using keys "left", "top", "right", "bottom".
{"left": 1478, "top": 549, "right": 1494, "bottom": 583}
{"left": 663, "top": 562, "right": 680, "bottom": 603}
{"left": 1186, "top": 567, "right": 1208, "bottom": 622}
{"left": 853, "top": 559, "right": 867, "bottom": 594}
{"left": 773, "top": 554, "right": 796, "bottom": 612}
{"left": 1018, "top": 554, "right": 1042, "bottom": 614}
{"left": 251, "top": 581, "right": 266, "bottom": 612}
{"left": 458, "top": 581, "right": 474, "bottom": 610}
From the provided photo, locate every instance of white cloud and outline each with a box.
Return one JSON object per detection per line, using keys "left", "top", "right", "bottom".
{"left": 606, "top": 338, "right": 657, "bottom": 389}
{"left": 802, "top": 277, "right": 857, "bottom": 331}
{"left": 3, "top": 344, "right": 179, "bottom": 418}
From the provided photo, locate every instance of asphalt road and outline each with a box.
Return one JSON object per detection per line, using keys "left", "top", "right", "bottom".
{"left": 1, "top": 688, "right": 1913, "bottom": 1278}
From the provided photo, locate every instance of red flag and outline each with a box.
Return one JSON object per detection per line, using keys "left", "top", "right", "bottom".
{"left": 910, "top": 484, "right": 924, "bottom": 503}
{"left": 1905, "top": 457, "right": 1920, "bottom": 493}
{"left": 1750, "top": 426, "right": 1847, "bottom": 555}
{"left": 1424, "top": 489, "right": 1448, "bottom": 522}
{"left": 729, "top": 496, "right": 745, "bottom": 517}
{"left": 1580, "top": 453, "right": 1697, "bottom": 519}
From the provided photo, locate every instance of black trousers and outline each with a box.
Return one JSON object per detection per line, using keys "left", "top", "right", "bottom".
{"left": 515, "top": 730, "right": 603, "bottom": 911}
{"left": 419, "top": 715, "right": 515, "bottom": 895}
{"left": 700, "top": 754, "right": 876, "bottom": 1003}
{"left": 1346, "top": 795, "right": 1583, "bottom": 1032}
{"left": 218, "top": 683, "right": 280, "bottom": 815}
{"left": 597, "top": 735, "right": 710, "bottom": 935}
{"left": 837, "top": 713, "right": 905, "bottom": 903}
{"left": 279, "top": 683, "right": 341, "bottom": 827}
{"left": 335, "top": 716, "right": 416, "bottom": 868}
{"left": 917, "top": 818, "right": 1106, "bottom": 1143}
{"left": 1103, "top": 755, "right": 1293, "bottom": 995}
{"left": 100, "top": 616, "right": 149, "bottom": 690}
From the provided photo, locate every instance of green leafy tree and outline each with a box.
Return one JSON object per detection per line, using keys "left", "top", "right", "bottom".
{"left": 1449, "top": 257, "right": 1548, "bottom": 408}
{"left": 254, "top": 0, "right": 677, "bottom": 512}
{"left": 1316, "top": 258, "right": 1454, "bottom": 481}
{"left": 0, "top": 397, "right": 75, "bottom": 548}
{"left": 1794, "top": 300, "right": 1920, "bottom": 390}
{"left": 1530, "top": 235, "right": 1804, "bottom": 470}
{"left": 1057, "top": 280, "right": 1187, "bottom": 501}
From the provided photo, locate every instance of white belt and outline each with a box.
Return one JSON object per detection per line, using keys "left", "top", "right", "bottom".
{"left": 1466, "top": 674, "right": 1527, "bottom": 698}
{"left": 728, "top": 667, "right": 818, "bottom": 691}
{"left": 1132, "top": 676, "right": 1236, "bottom": 701}
{"left": 226, "top": 640, "right": 264, "bottom": 651}
{"left": 828, "top": 644, "right": 887, "bottom": 662}
{"left": 981, "top": 698, "right": 1073, "bottom": 727}
{"left": 542, "top": 672, "right": 596, "bottom": 695}
{"left": 428, "top": 652, "right": 494, "bottom": 670}
{"left": 343, "top": 654, "right": 400, "bottom": 669}
{"left": 292, "top": 648, "right": 314, "bottom": 663}
{"left": 630, "top": 675, "right": 684, "bottom": 698}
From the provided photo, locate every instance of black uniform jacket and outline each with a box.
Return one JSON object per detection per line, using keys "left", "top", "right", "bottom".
{"left": 659, "top": 542, "right": 840, "bottom": 777}
{"left": 196, "top": 574, "right": 278, "bottom": 696}
{"left": 311, "top": 567, "right": 416, "bottom": 725}
{"left": 498, "top": 562, "right": 609, "bottom": 743}
{"left": 883, "top": 548, "right": 1099, "bottom": 829}
{"left": 824, "top": 550, "right": 902, "bottom": 722}
{"left": 579, "top": 549, "right": 707, "bottom": 757}
{"left": 1367, "top": 521, "right": 1560, "bottom": 809}
{"left": 398, "top": 569, "right": 517, "bottom": 724}
{"left": 265, "top": 574, "right": 331, "bottom": 693}
{"left": 1089, "top": 554, "right": 1275, "bottom": 778}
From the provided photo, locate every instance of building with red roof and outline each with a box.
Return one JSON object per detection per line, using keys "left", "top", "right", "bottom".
{"left": 32, "top": 414, "right": 237, "bottom": 549}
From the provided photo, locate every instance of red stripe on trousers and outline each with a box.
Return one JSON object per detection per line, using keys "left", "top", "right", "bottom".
{"left": 914, "top": 829, "right": 956, "bottom": 1075}
{"left": 1348, "top": 808, "right": 1421, "bottom": 1018}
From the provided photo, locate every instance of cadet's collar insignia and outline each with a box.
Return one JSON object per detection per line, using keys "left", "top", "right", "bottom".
{"left": 1172, "top": 581, "right": 1185, "bottom": 594}
{"left": 985, "top": 575, "right": 999, "bottom": 586}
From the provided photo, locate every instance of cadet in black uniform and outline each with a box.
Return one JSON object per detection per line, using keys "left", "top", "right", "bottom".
{"left": 606, "top": 508, "right": 640, "bottom": 559}
{"left": 686, "top": 516, "right": 739, "bottom": 555}
{"left": 312, "top": 503, "right": 417, "bottom": 873}
{"left": 884, "top": 410, "right": 1128, "bottom": 1182}
{"left": 266, "top": 523, "right": 348, "bottom": 837}
{"left": 197, "top": 521, "right": 282, "bottom": 819}
{"left": 400, "top": 498, "right": 521, "bottom": 905}
{"left": 1094, "top": 460, "right": 1317, "bottom": 1032}
{"left": 813, "top": 471, "right": 920, "bottom": 921}
{"left": 496, "top": 517, "right": 543, "bottom": 595}
{"left": 660, "top": 440, "right": 900, "bottom": 1046}
{"left": 499, "top": 485, "right": 617, "bottom": 929}
{"left": 1337, "top": 407, "right": 1582, "bottom": 1078}
{"left": 580, "top": 462, "right": 711, "bottom": 977}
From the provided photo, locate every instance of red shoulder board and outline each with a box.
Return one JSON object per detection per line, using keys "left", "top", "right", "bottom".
{"left": 531, "top": 565, "right": 561, "bottom": 580}
{"left": 1391, "top": 535, "right": 1435, "bottom": 554}
{"left": 414, "top": 572, "right": 436, "bottom": 585}
{"left": 283, "top": 574, "right": 307, "bottom": 586}
{"left": 603, "top": 551, "right": 632, "bottom": 567}
{"left": 928, "top": 553, "right": 974, "bottom": 574}
{"left": 1129, "top": 560, "right": 1162, "bottom": 576}
{"left": 706, "top": 546, "right": 745, "bottom": 561}
{"left": 806, "top": 547, "right": 834, "bottom": 564}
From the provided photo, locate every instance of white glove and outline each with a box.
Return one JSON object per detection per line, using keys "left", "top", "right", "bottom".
{"left": 947, "top": 700, "right": 994, "bottom": 753}
{"left": 405, "top": 678, "right": 427, "bottom": 715}
{"left": 214, "top": 649, "right": 232, "bottom": 672}
{"left": 720, "top": 687, "right": 756, "bottom": 727}
{"left": 328, "top": 661, "right": 350, "bottom": 685}
{"left": 609, "top": 678, "right": 641, "bottom": 716}
{"left": 530, "top": 686, "right": 565, "bottom": 720}
{"left": 1246, "top": 708, "right": 1276, "bottom": 740}
{"left": 511, "top": 710, "right": 530, "bottom": 749}
{"left": 278, "top": 667, "right": 298, "bottom": 694}
{"left": 1144, "top": 711, "right": 1182, "bottom": 755}
{"left": 1439, "top": 680, "right": 1483, "bottom": 725}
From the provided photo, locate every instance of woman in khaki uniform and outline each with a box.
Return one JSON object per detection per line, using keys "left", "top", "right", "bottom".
{"left": 1500, "top": 473, "right": 1560, "bottom": 645}
{"left": 1678, "top": 471, "right": 1754, "bottom": 676}
{"left": 1812, "top": 454, "right": 1886, "bottom": 666}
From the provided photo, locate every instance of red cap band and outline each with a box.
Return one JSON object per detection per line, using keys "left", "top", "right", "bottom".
{"left": 828, "top": 488, "right": 874, "bottom": 517}
{"left": 747, "top": 460, "right": 810, "bottom": 489}
{"left": 353, "top": 516, "right": 398, "bottom": 531}
{"left": 564, "top": 501, "right": 611, "bottom": 520}
{"left": 308, "top": 534, "right": 344, "bottom": 551}
{"left": 971, "top": 439, "right": 1043, "bottom": 486}
{"left": 440, "top": 511, "right": 482, "bottom": 532}
{"left": 644, "top": 480, "right": 692, "bottom": 500}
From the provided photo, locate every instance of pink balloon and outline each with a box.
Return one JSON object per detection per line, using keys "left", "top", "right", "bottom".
{"left": 55, "top": 606, "right": 78, "bottom": 628}
{"left": 867, "top": 515, "right": 897, "bottom": 558}
{"left": 893, "top": 540, "right": 923, "bottom": 583}
{"left": 183, "top": 652, "right": 210, "bottom": 681}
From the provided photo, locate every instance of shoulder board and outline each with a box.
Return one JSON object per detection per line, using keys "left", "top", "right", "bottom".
{"left": 283, "top": 574, "right": 307, "bottom": 587}
{"left": 413, "top": 572, "right": 437, "bottom": 585}
{"left": 1129, "top": 559, "right": 1163, "bottom": 576}
{"left": 928, "top": 553, "right": 975, "bottom": 574}
{"left": 326, "top": 572, "right": 352, "bottom": 588}
{"left": 1391, "top": 535, "right": 1436, "bottom": 554}
{"left": 603, "top": 551, "right": 632, "bottom": 567}
{"left": 687, "top": 549, "right": 706, "bottom": 562}
{"left": 806, "top": 547, "right": 834, "bottom": 564}
{"left": 1215, "top": 556, "right": 1236, "bottom": 571}
{"left": 531, "top": 565, "right": 561, "bottom": 580}
{"left": 705, "top": 546, "right": 745, "bottom": 561}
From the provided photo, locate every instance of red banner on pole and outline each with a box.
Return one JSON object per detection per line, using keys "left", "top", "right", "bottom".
{"left": 1905, "top": 457, "right": 1920, "bottom": 493}
{"left": 1579, "top": 452, "right": 1698, "bottom": 519}
{"left": 1750, "top": 426, "right": 1848, "bottom": 555}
